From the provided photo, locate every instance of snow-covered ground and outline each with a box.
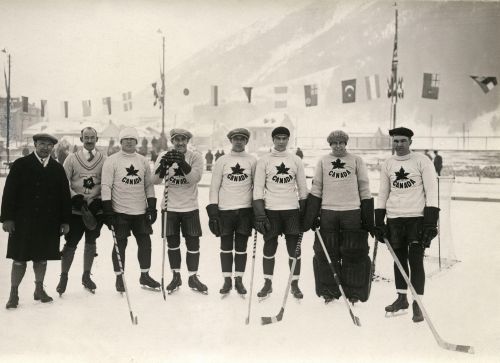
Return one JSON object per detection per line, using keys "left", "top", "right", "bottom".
{"left": 0, "top": 178, "right": 499, "bottom": 363}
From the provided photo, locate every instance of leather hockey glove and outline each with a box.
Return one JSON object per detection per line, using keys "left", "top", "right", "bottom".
{"left": 421, "top": 206, "right": 440, "bottom": 248}
{"left": 361, "top": 198, "right": 376, "bottom": 238}
{"left": 71, "top": 194, "right": 86, "bottom": 210}
{"left": 374, "top": 209, "right": 388, "bottom": 243}
{"left": 173, "top": 151, "right": 192, "bottom": 175}
{"left": 87, "top": 199, "right": 103, "bottom": 216}
{"left": 206, "top": 204, "right": 221, "bottom": 237}
{"left": 155, "top": 154, "right": 170, "bottom": 179}
{"left": 302, "top": 194, "right": 322, "bottom": 231}
{"left": 146, "top": 198, "right": 158, "bottom": 225}
{"left": 252, "top": 199, "right": 270, "bottom": 235}
{"left": 102, "top": 200, "right": 117, "bottom": 230}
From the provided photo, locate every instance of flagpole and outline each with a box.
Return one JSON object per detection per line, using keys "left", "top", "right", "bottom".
{"left": 2, "top": 49, "right": 11, "bottom": 166}
{"left": 161, "top": 35, "right": 166, "bottom": 138}
{"left": 389, "top": 2, "right": 399, "bottom": 132}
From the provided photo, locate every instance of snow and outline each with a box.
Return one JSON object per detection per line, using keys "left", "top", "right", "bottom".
{"left": 0, "top": 177, "right": 499, "bottom": 363}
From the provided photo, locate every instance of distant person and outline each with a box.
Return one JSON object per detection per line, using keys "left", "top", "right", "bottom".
{"left": 205, "top": 150, "right": 214, "bottom": 171}
{"left": 424, "top": 150, "right": 432, "bottom": 161}
{"left": 433, "top": 150, "right": 443, "bottom": 176}
{"left": 296, "top": 147, "right": 304, "bottom": 159}
{"left": 215, "top": 150, "right": 221, "bottom": 161}
{"left": 22, "top": 145, "right": 30, "bottom": 156}
{"left": 107, "top": 138, "right": 120, "bottom": 156}
{"left": 220, "top": 150, "right": 225, "bottom": 158}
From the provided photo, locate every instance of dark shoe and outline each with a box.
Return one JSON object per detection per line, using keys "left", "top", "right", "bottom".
{"left": 6, "top": 287, "right": 19, "bottom": 309}
{"left": 412, "top": 301, "right": 424, "bottom": 323}
{"left": 234, "top": 276, "right": 247, "bottom": 295}
{"left": 167, "top": 272, "right": 182, "bottom": 293}
{"left": 34, "top": 282, "right": 53, "bottom": 303}
{"left": 290, "top": 280, "right": 303, "bottom": 299}
{"left": 56, "top": 273, "right": 68, "bottom": 296}
{"left": 385, "top": 293, "right": 409, "bottom": 313}
{"left": 219, "top": 277, "right": 232, "bottom": 294}
{"left": 115, "top": 274, "right": 125, "bottom": 293}
{"left": 140, "top": 272, "right": 160, "bottom": 289}
{"left": 82, "top": 271, "right": 97, "bottom": 292}
{"left": 257, "top": 278, "right": 272, "bottom": 298}
{"left": 188, "top": 275, "right": 208, "bottom": 294}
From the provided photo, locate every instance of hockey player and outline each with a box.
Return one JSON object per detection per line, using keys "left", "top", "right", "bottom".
{"left": 57, "top": 127, "right": 106, "bottom": 295}
{"left": 253, "top": 126, "right": 308, "bottom": 299}
{"left": 303, "top": 130, "right": 374, "bottom": 304}
{"left": 374, "top": 127, "right": 439, "bottom": 323}
{"left": 1, "top": 133, "right": 71, "bottom": 309}
{"left": 206, "top": 128, "right": 257, "bottom": 296}
{"left": 101, "top": 127, "right": 160, "bottom": 292}
{"left": 153, "top": 128, "right": 207, "bottom": 294}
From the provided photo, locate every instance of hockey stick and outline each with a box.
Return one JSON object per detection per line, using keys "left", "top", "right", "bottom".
{"left": 159, "top": 162, "right": 170, "bottom": 300}
{"left": 110, "top": 226, "right": 138, "bottom": 325}
{"left": 261, "top": 233, "right": 303, "bottom": 325}
{"left": 315, "top": 229, "right": 361, "bottom": 327}
{"left": 245, "top": 230, "right": 258, "bottom": 325}
{"left": 81, "top": 204, "right": 97, "bottom": 231}
{"left": 383, "top": 237, "right": 474, "bottom": 354}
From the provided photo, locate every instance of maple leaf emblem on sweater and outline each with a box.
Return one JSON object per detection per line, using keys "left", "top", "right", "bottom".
{"left": 126, "top": 164, "right": 139, "bottom": 176}
{"left": 83, "top": 177, "right": 95, "bottom": 190}
{"left": 331, "top": 159, "right": 345, "bottom": 169}
{"left": 275, "top": 162, "right": 290, "bottom": 175}
{"left": 230, "top": 163, "right": 245, "bottom": 175}
{"left": 395, "top": 167, "right": 409, "bottom": 181}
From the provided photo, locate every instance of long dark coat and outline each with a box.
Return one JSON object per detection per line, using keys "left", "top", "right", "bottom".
{"left": 0, "top": 153, "right": 71, "bottom": 261}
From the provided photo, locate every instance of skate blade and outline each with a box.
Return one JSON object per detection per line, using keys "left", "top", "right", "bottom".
{"left": 385, "top": 310, "right": 408, "bottom": 318}
{"left": 220, "top": 292, "right": 230, "bottom": 299}
{"left": 238, "top": 293, "right": 247, "bottom": 300}
{"left": 190, "top": 288, "right": 208, "bottom": 295}
{"left": 258, "top": 295, "right": 271, "bottom": 302}
{"left": 141, "top": 285, "right": 161, "bottom": 292}
{"left": 167, "top": 287, "right": 179, "bottom": 295}
{"left": 84, "top": 288, "right": 96, "bottom": 294}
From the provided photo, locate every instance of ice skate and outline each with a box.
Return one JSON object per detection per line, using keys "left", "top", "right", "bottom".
{"left": 56, "top": 273, "right": 68, "bottom": 296}
{"left": 188, "top": 275, "right": 208, "bottom": 295}
{"left": 412, "top": 301, "right": 424, "bottom": 323}
{"left": 34, "top": 282, "right": 53, "bottom": 303}
{"left": 290, "top": 280, "right": 303, "bottom": 300}
{"left": 6, "top": 287, "right": 19, "bottom": 309}
{"left": 166, "top": 272, "right": 182, "bottom": 294}
{"left": 219, "top": 277, "right": 232, "bottom": 297}
{"left": 140, "top": 272, "right": 161, "bottom": 291}
{"left": 82, "top": 271, "right": 96, "bottom": 294}
{"left": 115, "top": 274, "right": 125, "bottom": 293}
{"left": 234, "top": 276, "right": 247, "bottom": 297}
{"left": 385, "top": 293, "right": 409, "bottom": 317}
{"left": 257, "top": 278, "right": 272, "bottom": 301}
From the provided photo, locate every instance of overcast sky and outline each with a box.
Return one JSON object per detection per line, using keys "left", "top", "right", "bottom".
{"left": 0, "top": 0, "right": 309, "bottom": 101}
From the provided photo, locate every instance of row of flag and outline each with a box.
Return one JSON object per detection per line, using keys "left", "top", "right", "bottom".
{"left": 12, "top": 74, "right": 497, "bottom": 118}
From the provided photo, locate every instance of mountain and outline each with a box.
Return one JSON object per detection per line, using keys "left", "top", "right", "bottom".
{"left": 162, "top": 0, "right": 500, "bottom": 136}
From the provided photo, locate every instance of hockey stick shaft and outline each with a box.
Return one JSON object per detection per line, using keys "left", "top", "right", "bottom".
{"left": 383, "top": 238, "right": 473, "bottom": 354}
{"left": 261, "top": 233, "right": 302, "bottom": 325}
{"left": 315, "top": 229, "right": 361, "bottom": 327}
{"left": 160, "top": 164, "right": 170, "bottom": 300}
{"left": 371, "top": 238, "right": 379, "bottom": 281}
{"left": 111, "top": 226, "right": 138, "bottom": 325}
{"left": 245, "top": 230, "right": 258, "bottom": 325}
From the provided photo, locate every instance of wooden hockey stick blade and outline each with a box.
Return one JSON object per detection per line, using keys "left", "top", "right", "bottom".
{"left": 383, "top": 238, "right": 474, "bottom": 354}
{"left": 130, "top": 312, "right": 138, "bottom": 325}
{"left": 161, "top": 278, "right": 166, "bottom": 300}
{"left": 81, "top": 205, "right": 97, "bottom": 230}
{"left": 261, "top": 308, "right": 284, "bottom": 325}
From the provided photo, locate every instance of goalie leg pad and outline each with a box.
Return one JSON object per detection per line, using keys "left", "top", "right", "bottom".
{"left": 313, "top": 230, "right": 341, "bottom": 299}
{"left": 340, "top": 229, "right": 369, "bottom": 259}
{"left": 341, "top": 255, "right": 371, "bottom": 302}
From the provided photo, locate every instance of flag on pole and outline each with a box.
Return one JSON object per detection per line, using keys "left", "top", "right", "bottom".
{"left": 102, "top": 97, "right": 112, "bottom": 115}
{"left": 243, "top": 87, "right": 253, "bottom": 103}
{"left": 304, "top": 84, "right": 318, "bottom": 107}
{"left": 82, "top": 99, "right": 92, "bottom": 117}
{"left": 365, "top": 75, "right": 380, "bottom": 100}
{"left": 274, "top": 86, "right": 288, "bottom": 108}
{"left": 341, "top": 79, "right": 356, "bottom": 103}
{"left": 122, "top": 91, "right": 132, "bottom": 111}
{"left": 470, "top": 76, "right": 497, "bottom": 93}
{"left": 422, "top": 73, "right": 439, "bottom": 99}
{"left": 22, "top": 96, "right": 29, "bottom": 112}
{"left": 210, "top": 85, "right": 218, "bottom": 106}
{"left": 41, "top": 100, "right": 47, "bottom": 117}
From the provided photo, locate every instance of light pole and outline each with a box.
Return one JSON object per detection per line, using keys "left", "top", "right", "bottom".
{"left": 1, "top": 48, "right": 11, "bottom": 165}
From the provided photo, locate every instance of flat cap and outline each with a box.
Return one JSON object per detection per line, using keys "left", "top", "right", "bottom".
{"left": 170, "top": 128, "right": 193, "bottom": 140}
{"left": 33, "top": 133, "right": 58, "bottom": 145}
{"left": 271, "top": 126, "right": 290, "bottom": 138}
{"left": 119, "top": 127, "right": 139, "bottom": 142}
{"left": 327, "top": 130, "right": 349, "bottom": 144}
{"left": 389, "top": 127, "right": 414, "bottom": 138}
{"left": 227, "top": 128, "right": 250, "bottom": 140}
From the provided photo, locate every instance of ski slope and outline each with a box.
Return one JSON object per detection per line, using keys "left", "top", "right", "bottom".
{"left": 0, "top": 180, "right": 498, "bottom": 363}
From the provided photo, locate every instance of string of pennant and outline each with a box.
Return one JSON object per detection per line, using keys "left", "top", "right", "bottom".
{"left": 10, "top": 74, "right": 497, "bottom": 118}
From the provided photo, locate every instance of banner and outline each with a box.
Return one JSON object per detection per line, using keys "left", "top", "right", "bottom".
{"left": 365, "top": 75, "right": 380, "bottom": 100}
{"left": 304, "top": 84, "right": 318, "bottom": 107}
{"left": 62, "top": 101, "right": 69, "bottom": 118}
{"left": 22, "top": 96, "right": 28, "bottom": 112}
{"left": 41, "top": 100, "right": 47, "bottom": 117}
{"left": 82, "top": 99, "right": 92, "bottom": 117}
{"left": 274, "top": 86, "right": 287, "bottom": 108}
{"left": 470, "top": 76, "right": 497, "bottom": 93}
{"left": 210, "top": 85, "right": 218, "bottom": 106}
{"left": 122, "top": 91, "right": 132, "bottom": 111}
{"left": 341, "top": 79, "right": 356, "bottom": 103}
{"left": 243, "top": 87, "right": 252, "bottom": 103}
{"left": 422, "top": 73, "right": 439, "bottom": 99}
{"left": 102, "top": 97, "right": 112, "bottom": 115}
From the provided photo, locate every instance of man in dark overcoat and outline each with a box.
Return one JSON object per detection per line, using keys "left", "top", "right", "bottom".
{"left": 1, "top": 133, "right": 71, "bottom": 309}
